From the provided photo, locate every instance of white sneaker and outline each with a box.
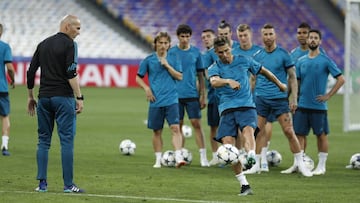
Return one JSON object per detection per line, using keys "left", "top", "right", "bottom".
{"left": 345, "top": 165, "right": 353, "bottom": 169}
{"left": 260, "top": 162, "right": 269, "bottom": 172}
{"left": 153, "top": 163, "right": 161, "bottom": 168}
{"left": 209, "top": 158, "right": 219, "bottom": 166}
{"left": 243, "top": 164, "right": 260, "bottom": 174}
{"left": 201, "top": 159, "right": 210, "bottom": 167}
{"left": 312, "top": 168, "right": 326, "bottom": 175}
{"left": 280, "top": 165, "right": 298, "bottom": 174}
{"left": 298, "top": 164, "right": 313, "bottom": 177}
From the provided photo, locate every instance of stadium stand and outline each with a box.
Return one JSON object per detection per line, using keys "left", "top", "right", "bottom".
{"left": 0, "top": 0, "right": 148, "bottom": 59}
{"left": 95, "top": 0, "right": 345, "bottom": 67}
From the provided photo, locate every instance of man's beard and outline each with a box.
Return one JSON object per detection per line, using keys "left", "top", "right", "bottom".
{"left": 308, "top": 44, "right": 318, "bottom": 51}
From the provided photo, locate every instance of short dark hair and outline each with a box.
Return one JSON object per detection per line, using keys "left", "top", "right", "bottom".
{"left": 202, "top": 29, "right": 215, "bottom": 34}
{"left": 176, "top": 24, "right": 192, "bottom": 36}
{"left": 218, "top": 20, "right": 232, "bottom": 31}
{"left": 213, "top": 36, "right": 229, "bottom": 49}
{"left": 263, "top": 23, "right": 274, "bottom": 29}
{"left": 0, "top": 23, "right": 3, "bottom": 35}
{"left": 309, "top": 29, "right": 322, "bottom": 39}
{"left": 298, "top": 22, "right": 311, "bottom": 29}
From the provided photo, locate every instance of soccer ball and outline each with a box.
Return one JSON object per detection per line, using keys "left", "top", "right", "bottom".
{"left": 182, "top": 125, "right": 192, "bottom": 138}
{"left": 119, "top": 139, "right": 136, "bottom": 155}
{"left": 303, "top": 154, "right": 315, "bottom": 171}
{"left": 216, "top": 144, "right": 240, "bottom": 165}
{"left": 266, "top": 150, "right": 282, "bottom": 167}
{"left": 349, "top": 153, "right": 360, "bottom": 169}
{"left": 161, "top": 150, "right": 176, "bottom": 167}
{"left": 180, "top": 148, "right": 193, "bottom": 165}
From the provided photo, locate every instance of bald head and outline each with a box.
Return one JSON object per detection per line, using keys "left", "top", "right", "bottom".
{"left": 60, "top": 15, "right": 81, "bottom": 39}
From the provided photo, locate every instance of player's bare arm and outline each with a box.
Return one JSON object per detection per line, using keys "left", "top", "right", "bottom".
{"left": 286, "top": 67, "right": 298, "bottom": 113}
{"left": 159, "top": 57, "right": 182, "bottom": 81}
{"left": 135, "top": 75, "right": 155, "bottom": 102}
{"left": 197, "top": 71, "right": 206, "bottom": 109}
{"left": 259, "top": 66, "right": 287, "bottom": 92}
{"left": 210, "top": 76, "right": 240, "bottom": 90}
{"left": 317, "top": 75, "right": 345, "bottom": 102}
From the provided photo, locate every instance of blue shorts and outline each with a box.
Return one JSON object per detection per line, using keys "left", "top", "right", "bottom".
{"left": 148, "top": 103, "right": 179, "bottom": 130}
{"left": 255, "top": 96, "right": 289, "bottom": 120}
{"left": 0, "top": 95, "right": 10, "bottom": 116}
{"left": 207, "top": 103, "right": 220, "bottom": 127}
{"left": 215, "top": 108, "right": 257, "bottom": 143}
{"left": 293, "top": 108, "right": 329, "bottom": 136}
{"left": 178, "top": 99, "right": 202, "bottom": 120}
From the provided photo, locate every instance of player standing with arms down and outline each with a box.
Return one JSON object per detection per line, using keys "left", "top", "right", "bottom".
{"left": 246, "top": 24, "right": 312, "bottom": 177}
{"left": 136, "top": 32, "right": 187, "bottom": 168}
{"left": 201, "top": 29, "right": 220, "bottom": 166}
{"left": 293, "top": 29, "right": 344, "bottom": 175}
{"left": 208, "top": 36, "right": 286, "bottom": 195}
{"left": 27, "top": 15, "right": 85, "bottom": 193}
{"left": 0, "top": 23, "right": 15, "bottom": 156}
{"left": 169, "top": 24, "right": 209, "bottom": 167}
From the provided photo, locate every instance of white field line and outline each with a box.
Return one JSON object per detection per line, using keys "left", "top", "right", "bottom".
{"left": 0, "top": 190, "right": 228, "bottom": 203}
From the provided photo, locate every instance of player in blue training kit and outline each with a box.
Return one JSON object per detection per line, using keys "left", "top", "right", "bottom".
{"left": 168, "top": 24, "right": 210, "bottom": 167}
{"left": 282, "top": 22, "right": 327, "bottom": 174}
{"left": 208, "top": 36, "right": 286, "bottom": 196}
{"left": 0, "top": 23, "right": 15, "bottom": 156}
{"left": 245, "top": 24, "right": 312, "bottom": 177}
{"left": 293, "top": 29, "right": 344, "bottom": 175}
{"left": 136, "top": 32, "right": 187, "bottom": 169}
{"left": 201, "top": 29, "right": 220, "bottom": 166}
{"left": 233, "top": 24, "right": 276, "bottom": 172}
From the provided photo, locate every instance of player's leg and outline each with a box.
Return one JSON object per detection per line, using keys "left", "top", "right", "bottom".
{"left": 218, "top": 113, "right": 253, "bottom": 196}
{"left": 0, "top": 96, "right": 11, "bottom": 156}
{"left": 166, "top": 103, "right": 186, "bottom": 168}
{"left": 55, "top": 97, "right": 82, "bottom": 190}
{"left": 282, "top": 109, "right": 310, "bottom": 174}
{"left": 178, "top": 101, "right": 186, "bottom": 147}
{"left": 148, "top": 106, "right": 165, "bottom": 168}
{"left": 187, "top": 100, "right": 209, "bottom": 167}
{"left": 207, "top": 103, "right": 219, "bottom": 165}
{"left": 312, "top": 111, "right": 329, "bottom": 175}
{"left": 35, "top": 97, "right": 54, "bottom": 192}
{"left": 277, "top": 112, "right": 312, "bottom": 177}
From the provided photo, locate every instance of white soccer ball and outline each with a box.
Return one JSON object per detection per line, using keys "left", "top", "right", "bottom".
{"left": 349, "top": 153, "right": 360, "bottom": 169}
{"left": 216, "top": 144, "right": 240, "bottom": 165}
{"left": 303, "top": 154, "right": 315, "bottom": 171}
{"left": 266, "top": 150, "right": 282, "bottom": 167}
{"left": 180, "top": 148, "right": 193, "bottom": 165}
{"left": 182, "top": 125, "right": 192, "bottom": 138}
{"left": 161, "top": 150, "right": 176, "bottom": 167}
{"left": 119, "top": 139, "right": 136, "bottom": 155}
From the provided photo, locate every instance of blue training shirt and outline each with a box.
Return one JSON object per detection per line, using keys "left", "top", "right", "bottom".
{"left": 296, "top": 53, "right": 342, "bottom": 110}
{"left": 208, "top": 55, "right": 262, "bottom": 115}
{"left": 0, "top": 40, "right": 12, "bottom": 92}
{"left": 202, "top": 47, "right": 219, "bottom": 104}
{"left": 138, "top": 52, "right": 182, "bottom": 107}
{"left": 290, "top": 46, "right": 326, "bottom": 62}
{"left": 254, "top": 46, "right": 294, "bottom": 99}
{"left": 168, "top": 45, "right": 204, "bottom": 99}
{"left": 232, "top": 44, "right": 262, "bottom": 57}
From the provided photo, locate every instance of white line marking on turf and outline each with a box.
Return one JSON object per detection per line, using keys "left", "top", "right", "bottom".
{"left": 0, "top": 190, "right": 227, "bottom": 203}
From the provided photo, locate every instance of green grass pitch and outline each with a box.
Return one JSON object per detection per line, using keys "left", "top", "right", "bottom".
{"left": 0, "top": 85, "right": 359, "bottom": 203}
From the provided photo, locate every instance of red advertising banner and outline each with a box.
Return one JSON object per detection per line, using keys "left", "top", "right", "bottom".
{"left": 12, "top": 58, "right": 147, "bottom": 88}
